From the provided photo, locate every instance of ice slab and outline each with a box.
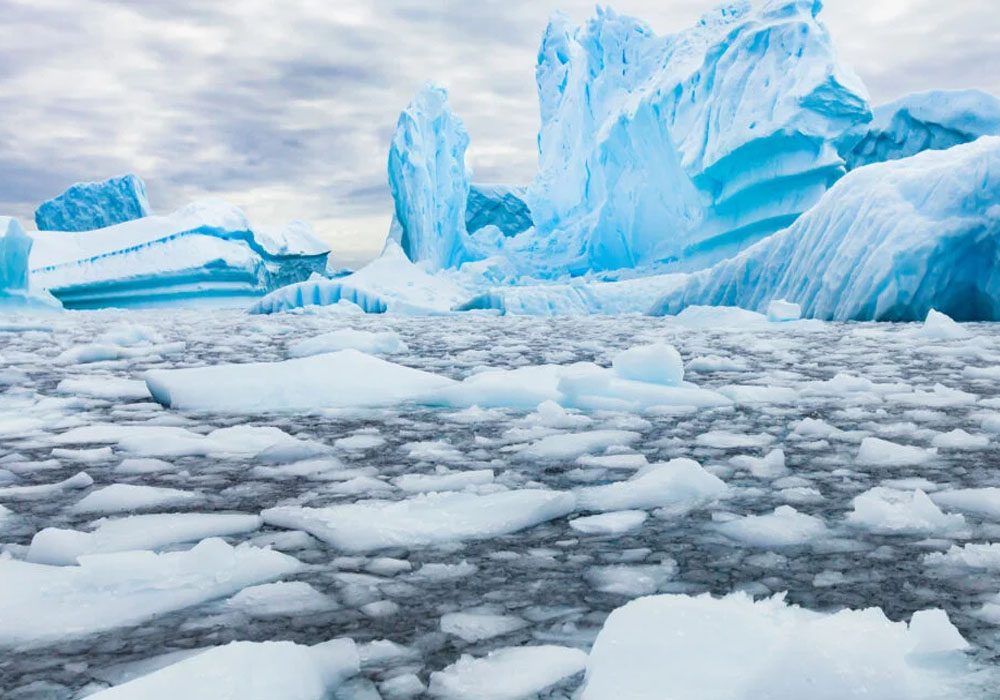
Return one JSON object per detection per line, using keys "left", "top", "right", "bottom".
{"left": 576, "top": 459, "right": 726, "bottom": 514}
{"left": 85, "top": 639, "right": 358, "bottom": 700}
{"left": 263, "top": 489, "right": 576, "bottom": 553}
{"left": 428, "top": 646, "right": 586, "bottom": 700}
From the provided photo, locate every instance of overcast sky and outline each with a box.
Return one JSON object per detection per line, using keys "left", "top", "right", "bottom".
{"left": 1, "top": 0, "right": 997, "bottom": 254}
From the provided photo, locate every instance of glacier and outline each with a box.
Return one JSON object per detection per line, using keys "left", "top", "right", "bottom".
{"left": 841, "top": 89, "right": 1000, "bottom": 170}
{"left": 35, "top": 174, "right": 152, "bottom": 232}
{"left": 525, "top": 0, "right": 871, "bottom": 275}
{"left": 650, "top": 136, "right": 1000, "bottom": 321}
{"left": 0, "top": 217, "right": 61, "bottom": 311}
{"left": 387, "top": 84, "right": 477, "bottom": 271}
{"left": 29, "top": 199, "right": 330, "bottom": 309}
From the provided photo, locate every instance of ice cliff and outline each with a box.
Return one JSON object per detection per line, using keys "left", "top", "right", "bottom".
{"left": 466, "top": 184, "right": 533, "bottom": 237}
{"left": 35, "top": 174, "right": 152, "bottom": 232}
{"left": 650, "top": 137, "right": 1000, "bottom": 321}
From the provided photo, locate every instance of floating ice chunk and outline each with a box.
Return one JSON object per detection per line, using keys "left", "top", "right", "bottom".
{"left": 932, "top": 429, "right": 989, "bottom": 450}
{"left": 517, "top": 430, "right": 640, "bottom": 460}
{"left": 56, "top": 377, "right": 151, "bottom": 400}
{"left": 847, "top": 488, "right": 966, "bottom": 536}
{"left": 716, "top": 385, "right": 798, "bottom": 405}
{"left": 581, "top": 593, "right": 970, "bottom": 700}
{"left": 57, "top": 341, "right": 186, "bottom": 364}
{"left": 586, "top": 562, "right": 676, "bottom": 596}
{"left": 146, "top": 349, "right": 456, "bottom": 412}
{"left": 440, "top": 611, "right": 528, "bottom": 643}
{"left": 334, "top": 433, "right": 386, "bottom": 451}
{"left": 27, "top": 513, "right": 263, "bottom": 565}
{"left": 0, "top": 471, "right": 93, "bottom": 501}
{"left": 72, "top": 483, "right": 201, "bottom": 514}
{"left": 569, "top": 510, "right": 648, "bottom": 535}
{"left": 394, "top": 469, "right": 494, "bottom": 493}
{"left": 577, "top": 454, "right": 649, "bottom": 470}
{"left": 51, "top": 446, "right": 114, "bottom": 463}
{"left": 856, "top": 438, "right": 937, "bottom": 467}
{"left": 97, "top": 323, "right": 163, "bottom": 346}
{"left": 380, "top": 673, "right": 425, "bottom": 698}
{"left": 696, "top": 431, "right": 775, "bottom": 449}
{"left": 576, "top": 459, "right": 726, "bottom": 514}
{"left": 524, "top": 400, "right": 592, "bottom": 429}
{"left": 919, "top": 309, "right": 972, "bottom": 340}
{"left": 84, "top": 639, "right": 357, "bottom": 700}
{"left": 226, "top": 581, "right": 336, "bottom": 618}
{"left": 288, "top": 329, "right": 409, "bottom": 358}
{"left": 930, "top": 488, "right": 1000, "bottom": 520}
{"left": 428, "top": 646, "right": 586, "bottom": 700}
{"left": 730, "top": 449, "right": 787, "bottom": 478}
{"left": 924, "top": 543, "right": 1000, "bottom": 570}
{"left": 34, "top": 174, "right": 151, "bottom": 232}
{"left": 0, "top": 538, "right": 303, "bottom": 648}
{"left": 611, "top": 344, "right": 683, "bottom": 385}
{"left": 886, "top": 384, "right": 977, "bottom": 408}
{"left": 766, "top": 300, "right": 801, "bottom": 322}
{"left": 412, "top": 561, "right": 479, "bottom": 581}
{"left": 263, "top": 489, "right": 576, "bottom": 553}
{"left": 686, "top": 355, "right": 746, "bottom": 373}
{"left": 716, "top": 506, "right": 828, "bottom": 547}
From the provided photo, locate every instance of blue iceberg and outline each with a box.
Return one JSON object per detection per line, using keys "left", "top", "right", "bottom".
{"left": 650, "top": 137, "right": 1000, "bottom": 322}
{"left": 526, "top": 1, "right": 871, "bottom": 275}
{"left": 0, "top": 217, "right": 61, "bottom": 311}
{"left": 30, "top": 200, "right": 330, "bottom": 309}
{"left": 841, "top": 89, "right": 1000, "bottom": 170}
{"left": 466, "top": 184, "right": 533, "bottom": 237}
{"left": 35, "top": 174, "right": 152, "bottom": 233}
{"left": 387, "top": 84, "right": 476, "bottom": 271}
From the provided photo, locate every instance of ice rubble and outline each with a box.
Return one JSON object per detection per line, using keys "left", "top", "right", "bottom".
{"left": 29, "top": 198, "right": 330, "bottom": 309}
{"left": 387, "top": 84, "right": 475, "bottom": 271}
{"left": 0, "top": 217, "right": 61, "bottom": 310}
{"left": 0, "top": 538, "right": 303, "bottom": 648}
{"left": 841, "top": 89, "right": 1000, "bottom": 170}
{"left": 652, "top": 137, "right": 1000, "bottom": 321}
{"left": 582, "top": 593, "right": 970, "bottom": 700}
{"left": 35, "top": 174, "right": 151, "bottom": 232}
{"left": 526, "top": 1, "right": 869, "bottom": 275}
{"left": 85, "top": 639, "right": 358, "bottom": 700}
{"left": 262, "top": 489, "right": 576, "bottom": 553}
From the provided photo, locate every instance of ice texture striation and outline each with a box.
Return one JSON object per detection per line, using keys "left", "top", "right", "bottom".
{"left": 34, "top": 174, "right": 151, "bottom": 232}
{"left": 388, "top": 84, "right": 475, "bottom": 271}
{"left": 526, "top": 0, "right": 870, "bottom": 275}
{"left": 841, "top": 89, "right": 1000, "bottom": 170}
{"left": 651, "top": 137, "right": 1000, "bottom": 321}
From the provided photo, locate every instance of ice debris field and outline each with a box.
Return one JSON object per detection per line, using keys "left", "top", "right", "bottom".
{"left": 3, "top": 0, "right": 1000, "bottom": 697}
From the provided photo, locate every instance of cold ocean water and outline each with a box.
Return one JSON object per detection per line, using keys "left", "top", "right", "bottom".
{"left": 2, "top": 308, "right": 1000, "bottom": 698}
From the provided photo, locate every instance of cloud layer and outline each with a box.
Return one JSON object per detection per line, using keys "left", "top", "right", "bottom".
{"left": 1, "top": 0, "right": 997, "bottom": 253}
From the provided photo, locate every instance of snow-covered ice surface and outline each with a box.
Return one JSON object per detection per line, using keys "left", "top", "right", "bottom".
{"left": 3, "top": 308, "right": 1000, "bottom": 696}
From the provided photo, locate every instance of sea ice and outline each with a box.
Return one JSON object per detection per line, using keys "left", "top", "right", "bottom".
{"left": 71, "top": 483, "right": 202, "bottom": 514}
{"left": 715, "top": 506, "right": 828, "bottom": 547}
{"left": 847, "top": 488, "right": 966, "bottom": 536}
{"left": 288, "top": 329, "right": 409, "bottom": 358}
{"left": 428, "top": 646, "right": 587, "bottom": 700}
{"left": 440, "top": 611, "right": 528, "bottom": 643}
{"left": 575, "top": 459, "right": 726, "bottom": 514}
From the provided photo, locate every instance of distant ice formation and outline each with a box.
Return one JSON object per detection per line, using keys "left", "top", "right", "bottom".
{"left": 35, "top": 174, "right": 152, "bottom": 232}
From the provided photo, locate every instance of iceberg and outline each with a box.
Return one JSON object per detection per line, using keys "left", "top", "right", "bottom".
{"left": 465, "top": 184, "right": 533, "bottom": 237}
{"left": 0, "top": 217, "right": 61, "bottom": 311}
{"left": 34, "top": 173, "right": 151, "bottom": 232}
{"left": 387, "top": 84, "right": 476, "bottom": 271}
{"left": 841, "top": 89, "right": 1000, "bottom": 170}
{"left": 526, "top": 0, "right": 870, "bottom": 275}
{"left": 581, "top": 593, "right": 971, "bottom": 700}
{"left": 651, "top": 137, "right": 1000, "bottom": 321}
{"left": 29, "top": 199, "right": 330, "bottom": 309}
